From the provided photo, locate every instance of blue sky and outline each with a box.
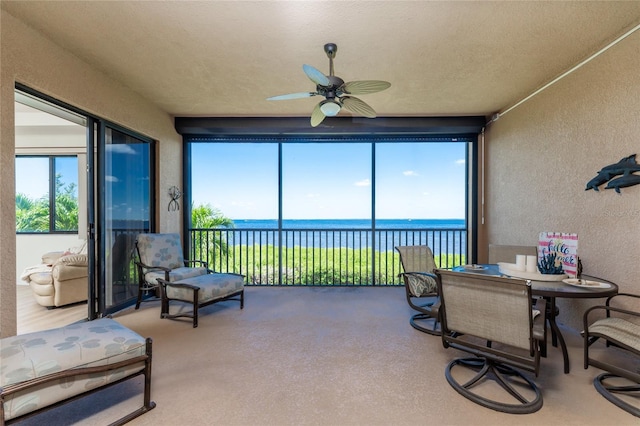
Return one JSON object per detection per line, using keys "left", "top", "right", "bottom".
{"left": 191, "top": 142, "right": 467, "bottom": 220}
{"left": 15, "top": 156, "right": 78, "bottom": 199}
{"left": 16, "top": 142, "right": 467, "bottom": 221}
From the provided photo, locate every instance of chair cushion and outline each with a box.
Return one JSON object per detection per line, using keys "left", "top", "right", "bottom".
{"left": 1, "top": 318, "right": 146, "bottom": 421}
{"left": 406, "top": 273, "right": 437, "bottom": 297}
{"left": 28, "top": 272, "right": 53, "bottom": 286}
{"left": 145, "top": 266, "right": 208, "bottom": 285}
{"left": 166, "top": 273, "right": 244, "bottom": 303}
{"left": 136, "top": 233, "right": 185, "bottom": 270}
{"left": 56, "top": 254, "right": 88, "bottom": 267}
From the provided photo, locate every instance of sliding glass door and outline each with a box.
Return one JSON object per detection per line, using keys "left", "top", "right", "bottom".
{"left": 15, "top": 85, "right": 155, "bottom": 321}
{"left": 98, "top": 125, "right": 154, "bottom": 314}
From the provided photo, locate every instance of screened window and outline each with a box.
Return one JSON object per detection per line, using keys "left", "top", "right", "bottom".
{"left": 282, "top": 143, "right": 372, "bottom": 224}
{"left": 15, "top": 155, "right": 79, "bottom": 233}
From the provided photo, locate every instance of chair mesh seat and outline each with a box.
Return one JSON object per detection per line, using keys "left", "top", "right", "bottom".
{"left": 589, "top": 317, "right": 640, "bottom": 352}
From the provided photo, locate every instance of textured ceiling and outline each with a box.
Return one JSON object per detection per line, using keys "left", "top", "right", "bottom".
{"left": 3, "top": 1, "right": 640, "bottom": 120}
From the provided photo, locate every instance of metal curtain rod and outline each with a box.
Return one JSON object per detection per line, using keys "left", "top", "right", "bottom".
{"left": 493, "top": 22, "right": 640, "bottom": 122}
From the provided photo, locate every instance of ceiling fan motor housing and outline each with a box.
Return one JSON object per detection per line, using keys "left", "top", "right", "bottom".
{"left": 318, "top": 76, "right": 345, "bottom": 99}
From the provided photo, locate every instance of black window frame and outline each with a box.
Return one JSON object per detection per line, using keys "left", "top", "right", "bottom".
{"left": 177, "top": 116, "right": 484, "bottom": 265}
{"left": 15, "top": 154, "right": 79, "bottom": 234}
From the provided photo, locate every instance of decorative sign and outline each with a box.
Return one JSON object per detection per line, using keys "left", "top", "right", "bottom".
{"left": 537, "top": 232, "right": 579, "bottom": 277}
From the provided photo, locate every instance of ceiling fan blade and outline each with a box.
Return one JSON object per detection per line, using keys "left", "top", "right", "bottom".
{"left": 303, "top": 64, "right": 330, "bottom": 87}
{"left": 266, "top": 92, "right": 316, "bottom": 101}
{"left": 310, "top": 102, "right": 327, "bottom": 127}
{"left": 342, "top": 80, "right": 391, "bottom": 95}
{"left": 340, "top": 96, "right": 377, "bottom": 118}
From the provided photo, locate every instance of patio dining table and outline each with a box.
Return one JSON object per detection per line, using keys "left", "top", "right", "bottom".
{"left": 451, "top": 264, "right": 618, "bottom": 374}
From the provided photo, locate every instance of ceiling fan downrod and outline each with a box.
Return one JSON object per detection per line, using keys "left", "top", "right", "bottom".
{"left": 324, "top": 43, "right": 337, "bottom": 76}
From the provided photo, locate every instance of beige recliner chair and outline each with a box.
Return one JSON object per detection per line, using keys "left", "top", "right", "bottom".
{"left": 21, "top": 249, "right": 88, "bottom": 309}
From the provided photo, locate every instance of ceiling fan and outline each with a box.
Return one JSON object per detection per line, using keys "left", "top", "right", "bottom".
{"left": 266, "top": 43, "right": 391, "bottom": 127}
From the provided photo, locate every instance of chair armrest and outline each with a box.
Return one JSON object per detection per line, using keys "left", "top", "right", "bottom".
{"left": 532, "top": 298, "right": 546, "bottom": 342}
{"left": 135, "top": 259, "right": 171, "bottom": 273}
{"left": 42, "top": 251, "right": 65, "bottom": 265}
{"left": 56, "top": 254, "right": 88, "bottom": 267}
{"left": 605, "top": 292, "right": 640, "bottom": 309}
{"left": 134, "top": 260, "right": 172, "bottom": 281}
{"left": 583, "top": 299, "right": 640, "bottom": 334}
{"left": 185, "top": 259, "right": 208, "bottom": 269}
{"left": 584, "top": 305, "right": 640, "bottom": 321}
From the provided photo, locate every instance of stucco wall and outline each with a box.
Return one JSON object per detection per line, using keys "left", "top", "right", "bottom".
{"left": 1, "top": 11, "right": 183, "bottom": 337}
{"left": 484, "top": 31, "right": 640, "bottom": 330}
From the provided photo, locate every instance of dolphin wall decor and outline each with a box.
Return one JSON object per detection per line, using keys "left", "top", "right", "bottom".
{"left": 585, "top": 154, "right": 640, "bottom": 193}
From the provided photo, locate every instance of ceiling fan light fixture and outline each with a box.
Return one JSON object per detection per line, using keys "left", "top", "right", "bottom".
{"left": 319, "top": 100, "right": 341, "bottom": 116}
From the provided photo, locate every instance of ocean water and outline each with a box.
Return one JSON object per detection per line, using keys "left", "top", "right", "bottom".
{"left": 222, "top": 219, "right": 466, "bottom": 255}
{"left": 233, "top": 218, "right": 465, "bottom": 229}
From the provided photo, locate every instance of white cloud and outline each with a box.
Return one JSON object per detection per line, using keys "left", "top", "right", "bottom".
{"left": 455, "top": 159, "right": 465, "bottom": 165}
{"left": 403, "top": 170, "right": 419, "bottom": 176}
{"left": 106, "top": 175, "right": 119, "bottom": 182}
{"left": 306, "top": 193, "right": 320, "bottom": 198}
{"left": 354, "top": 179, "right": 370, "bottom": 187}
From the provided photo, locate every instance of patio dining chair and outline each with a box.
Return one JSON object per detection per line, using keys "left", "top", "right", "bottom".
{"left": 489, "top": 243, "right": 558, "bottom": 350}
{"left": 583, "top": 292, "right": 640, "bottom": 417}
{"left": 435, "top": 269, "right": 546, "bottom": 414}
{"left": 395, "top": 245, "right": 440, "bottom": 335}
{"left": 134, "top": 233, "right": 209, "bottom": 310}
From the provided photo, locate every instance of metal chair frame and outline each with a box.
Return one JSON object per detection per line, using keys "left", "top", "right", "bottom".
{"left": 395, "top": 245, "right": 441, "bottom": 335}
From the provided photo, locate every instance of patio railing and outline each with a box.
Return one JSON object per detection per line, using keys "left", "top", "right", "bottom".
{"left": 187, "top": 226, "right": 467, "bottom": 286}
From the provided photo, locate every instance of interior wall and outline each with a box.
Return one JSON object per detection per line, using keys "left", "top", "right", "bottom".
{"left": 1, "top": 11, "right": 183, "bottom": 337}
{"left": 484, "top": 30, "right": 640, "bottom": 330}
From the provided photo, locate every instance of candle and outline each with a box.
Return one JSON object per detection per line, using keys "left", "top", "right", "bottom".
{"left": 526, "top": 255, "right": 537, "bottom": 272}
{"left": 515, "top": 255, "right": 526, "bottom": 271}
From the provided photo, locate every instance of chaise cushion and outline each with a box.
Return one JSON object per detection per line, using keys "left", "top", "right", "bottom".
{"left": 1, "top": 318, "right": 147, "bottom": 421}
{"left": 166, "top": 273, "right": 244, "bottom": 303}
{"left": 144, "top": 266, "right": 208, "bottom": 285}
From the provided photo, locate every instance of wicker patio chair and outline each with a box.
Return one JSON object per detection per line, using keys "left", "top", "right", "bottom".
{"left": 583, "top": 293, "right": 640, "bottom": 417}
{"left": 395, "top": 245, "right": 440, "bottom": 335}
{"left": 435, "top": 269, "right": 546, "bottom": 414}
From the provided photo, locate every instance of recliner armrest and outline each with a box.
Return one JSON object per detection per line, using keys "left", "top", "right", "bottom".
{"left": 42, "top": 251, "right": 65, "bottom": 265}
{"left": 56, "top": 254, "right": 88, "bottom": 267}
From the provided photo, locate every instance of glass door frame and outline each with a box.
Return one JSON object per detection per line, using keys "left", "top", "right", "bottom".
{"left": 97, "top": 122, "right": 155, "bottom": 316}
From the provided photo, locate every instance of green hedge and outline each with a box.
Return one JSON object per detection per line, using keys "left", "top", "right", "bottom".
{"left": 205, "top": 244, "right": 465, "bottom": 286}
